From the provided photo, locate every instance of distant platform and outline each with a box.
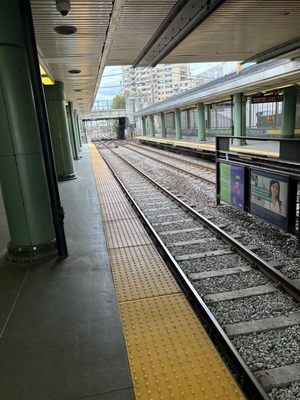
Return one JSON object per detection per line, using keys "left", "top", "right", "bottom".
{"left": 135, "top": 135, "right": 280, "bottom": 158}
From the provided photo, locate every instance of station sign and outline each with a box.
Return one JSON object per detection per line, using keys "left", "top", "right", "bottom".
{"left": 250, "top": 169, "right": 288, "bottom": 230}
{"left": 251, "top": 90, "right": 283, "bottom": 103}
{"left": 220, "top": 163, "right": 245, "bottom": 209}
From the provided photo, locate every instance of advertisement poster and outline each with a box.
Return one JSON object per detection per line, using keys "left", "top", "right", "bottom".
{"left": 220, "top": 163, "right": 245, "bottom": 209}
{"left": 250, "top": 170, "right": 288, "bottom": 230}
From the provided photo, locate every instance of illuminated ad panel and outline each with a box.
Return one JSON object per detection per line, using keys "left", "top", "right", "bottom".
{"left": 250, "top": 170, "right": 288, "bottom": 230}
{"left": 220, "top": 163, "right": 245, "bottom": 210}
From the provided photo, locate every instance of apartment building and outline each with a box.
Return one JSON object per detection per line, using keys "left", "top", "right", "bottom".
{"left": 123, "top": 64, "right": 197, "bottom": 107}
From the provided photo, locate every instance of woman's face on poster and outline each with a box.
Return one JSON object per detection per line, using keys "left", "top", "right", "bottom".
{"left": 271, "top": 182, "right": 279, "bottom": 200}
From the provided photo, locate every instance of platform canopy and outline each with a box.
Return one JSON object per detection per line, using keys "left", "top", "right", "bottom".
{"left": 31, "top": 0, "right": 300, "bottom": 114}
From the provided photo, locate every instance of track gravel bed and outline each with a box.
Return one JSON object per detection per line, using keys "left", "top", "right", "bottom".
{"left": 181, "top": 254, "right": 250, "bottom": 273}
{"left": 232, "top": 326, "right": 300, "bottom": 370}
{"left": 269, "top": 383, "right": 300, "bottom": 400}
{"left": 209, "top": 293, "right": 299, "bottom": 325}
{"left": 193, "top": 270, "right": 270, "bottom": 296}
{"left": 113, "top": 144, "right": 300, "bottom": 282}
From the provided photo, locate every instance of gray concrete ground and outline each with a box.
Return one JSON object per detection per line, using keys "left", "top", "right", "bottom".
{"left": 0, "top": 145, "right": 134, "bottom": 400}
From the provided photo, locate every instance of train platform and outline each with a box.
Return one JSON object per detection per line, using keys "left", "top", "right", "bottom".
{"left": 0, "top": 143, "right": 246, "bottom": 399}
{"left": 0, "top": 145, "right": 134, "bottom": 400}
{"left": 135, "top": 135, "right": 280, "bottom": 158}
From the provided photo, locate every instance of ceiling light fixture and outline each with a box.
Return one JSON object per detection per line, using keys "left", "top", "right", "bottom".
{"left": 54, "top": 25, "right": 77, "bottom": 35}
{"left": 39, "top": 64, "right": 54, "bottom": 85}
{"left": 68, "top": 69, "right": 81, "bottom": 74}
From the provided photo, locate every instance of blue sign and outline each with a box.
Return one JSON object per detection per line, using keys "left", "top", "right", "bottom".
{"left": 220, "top": 163, "right": 245, "bottom": 210}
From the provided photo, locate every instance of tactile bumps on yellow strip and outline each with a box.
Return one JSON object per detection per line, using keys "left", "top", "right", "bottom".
{"left": 121, "top": 294, "right": 245, "bottom": 400}
{"left": 89, "top": 144, "right": 245, "bottom": 400}
{"left": 103, "top": 218, "right": 152, "bottom": 249}
{"left": 109, "top": 244, "right": 180, "bottom": 302}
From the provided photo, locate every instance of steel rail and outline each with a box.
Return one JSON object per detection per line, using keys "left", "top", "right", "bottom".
{"left": 102, "top": 145, "right": 300, "bottom": 303}
{"left": 124, "top": 141, "right": 215, "bottom": 171}
{"left": 116, "top": 141, "right": 215, "bottom": 185}
{"left": 97, "top": 145, "right": 269, "bottom": 400}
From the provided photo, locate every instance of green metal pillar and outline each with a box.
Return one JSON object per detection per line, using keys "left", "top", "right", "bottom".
{"left": 66, "top": 103, "right": 78, "bottom": 159}
{"left": 233, "top": 93, "right": 246, "bottom": 144}
{"left": 206, "top": 104, "right": 211, "bottom": 131}
{"left": 0, "top": 1, "right": 56, "bottom": 261}
{"left": 44, "top": 81, "right": 76, "bottom": 180}
{"left": 75, "top": 113, "right": 82, "bottom": 147}
{"left": 68, "top": 102, "right": 80, "bottom": 158}
{"left": 73, "top": 109, "right": 81, "bottom": 151}
{"left": 281, "top": 85, "right": 297, "bottom": 137}
{"left": 149, "top": 115, "right": 155, "bottom": 137}
{"left": 186, "top": 109, "right": 191, "bottom": 130}
{"left": 160, "top": 112, "right": 166, "bottom": 138}
{"left": 142, "top": 116, "right": 147, "bottom": 136}
{"left": 172, "top": 112, "right": 176, "bottom": 131}
{"left": 197, "top": 103, "right": 206, "bottom": 141}
{"left": 175, "top": 108, "right": 182, "bottom": 139}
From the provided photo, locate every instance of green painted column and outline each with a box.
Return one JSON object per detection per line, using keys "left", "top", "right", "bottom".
{"left": 206, "top": 104, "right": 211, "bottom": 131}
{"left": 197, "top": 103, "right": 206, "bottom": 141}
{"left": 172, "top": 112, "right": 176, "bottom": 131}
{"left": 66, "top": 104, "right": 78, "bottom": 159}
{"left": 149, "top": 115, "right": 155, "bottom": 137}
{"left": 281, "top": 85, "right": 297, "bottom": 137}
{"left": 0, "top": 1, "right": 56, "bottom": 261}
{"left": 142, "top": 117, "right": 146, "bottom": 136}
{"left": 44, "top": 81, "right": 76, "bottom": 180}
{"left": 175, "top": 108, "right": 182, "bottom": 139}
{"left": 75, "top": 113, "right": 82, "bottom": 147}
{"left": 186, "top": 109, "right": 191, "bottom": 130}
{"left": 160, "top": 112, "right": 166, "bottom": 138}
{"left": 233, "top": 93, "right": 246, "bottom": 144}
{"left": 73, "top": 109, "right": 81, "bottom": 151}
{"left": 67, "top": 102, "right": 80, "bottom": 158}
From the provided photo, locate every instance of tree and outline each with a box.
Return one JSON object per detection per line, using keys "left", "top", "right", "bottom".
{"left": 112, "top": 95, "right": 125, "bottom": 109}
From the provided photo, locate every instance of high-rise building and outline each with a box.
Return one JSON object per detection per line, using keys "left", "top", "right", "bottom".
{"left": 123, "top": 64, "right": 197, "bottom": 109}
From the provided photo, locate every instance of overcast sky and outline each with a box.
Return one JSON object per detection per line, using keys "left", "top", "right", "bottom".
{"left": 95, "top": 62, "right": 237, "bottom": 103}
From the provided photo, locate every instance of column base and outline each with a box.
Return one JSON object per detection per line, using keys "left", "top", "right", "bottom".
{"left": 232, "top": 138, "right": 247, "bottom": 146}
{"left": 58, "top": 172, "right": 77, "bottom": 181}
{"left": 6, "top": 239, "right": 57, "bottom": 263}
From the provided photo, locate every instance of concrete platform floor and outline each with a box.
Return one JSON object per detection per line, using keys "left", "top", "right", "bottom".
{"left": 0, "top": 145, "right": 134, "bottom": 400}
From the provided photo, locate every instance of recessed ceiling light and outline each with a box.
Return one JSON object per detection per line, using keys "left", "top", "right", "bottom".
{"left": 54, "top": 26, "right": 77, "bottom": 35}
{"left": 68, "top": 69, "right": 81, "bottom": 74}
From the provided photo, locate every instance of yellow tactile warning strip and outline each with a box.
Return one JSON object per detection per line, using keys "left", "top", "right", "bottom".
{"left": 230, "top": 146, "right": 278, "bottom": 157}
{"left": 136, "top": 136, "right": 215, "bottom": 150}
{"left": 121, "top": 294, "right": 244, "bottom": 400}
{"left": 103, "top": 218, "right": 152, "bottom": 249}
{"left": 136, "top": 136, "right": 279, "bottom": 158}
{"left": 109, "top": 244, "right": 180, "bottom": 302}
{"left": 101, "top": 200, "right": 137, "bottom": 222}
{"left": 89, "top": 143, "right": 245, "bottom": 400}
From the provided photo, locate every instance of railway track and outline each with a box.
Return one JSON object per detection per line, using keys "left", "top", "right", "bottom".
{"left": 123, "top": 140, "right": 215, "bottom": 171}
{"left": 104, "top": 141, "right": 300, "bottom": 283}
{"left": 116, "top": 140, "right": 216, "bottom": 185}
{"left": 96, "top": 143, "right": 300, "bottom": 399}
